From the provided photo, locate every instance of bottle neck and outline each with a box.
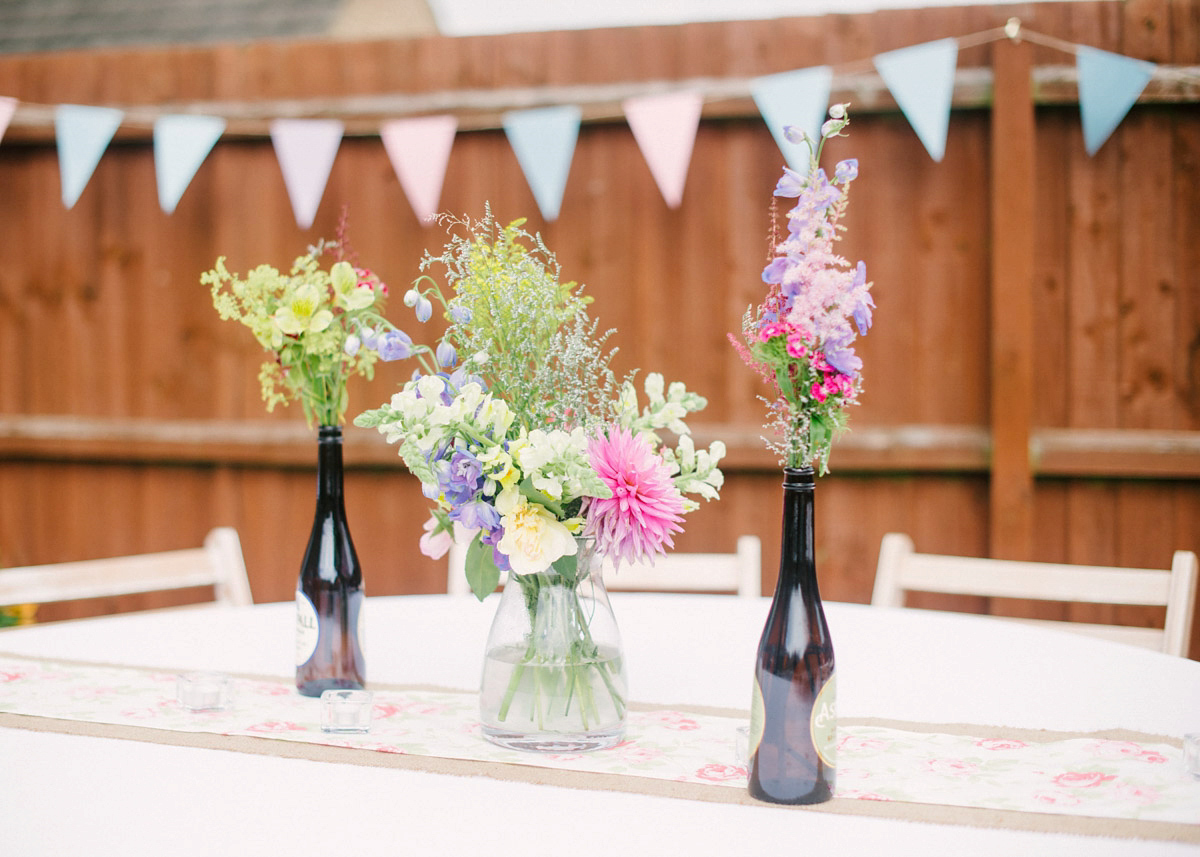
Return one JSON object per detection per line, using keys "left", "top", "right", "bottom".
{"left": 778, "top": 467, "right": 817, "bottom": 591}
{"left": 316, "top": 425, "right": 346, "bottom": 506}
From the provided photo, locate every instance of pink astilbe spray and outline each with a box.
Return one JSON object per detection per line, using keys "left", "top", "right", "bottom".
{"left": 583, "top": 426, "right": 686, "bottom": 567}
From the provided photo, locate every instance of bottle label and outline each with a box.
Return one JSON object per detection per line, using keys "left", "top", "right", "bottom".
{"left": 747, "top": 676, "right": 765, "bottom": 762}
{"left": 295, "top": 591, "right": 319, "bottom": 666}
{"left": 810, "top": 672, "right": 837, "bottom": 768}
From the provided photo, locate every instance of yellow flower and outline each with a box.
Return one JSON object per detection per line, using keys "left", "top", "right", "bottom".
{"left": 331, "top": 261, "right": 375, "bottom": 311}
{"left": 479, "top": 446, "right": 519, "bottom": 492}
{"left": 273, "top": 282, "right": 333, "bottom": 337}
{"left": 495, "top": 491, "right": 577, "bottom": 575}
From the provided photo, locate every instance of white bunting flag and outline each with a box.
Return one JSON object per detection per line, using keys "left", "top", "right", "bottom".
{"left": 750, "top": 66, "right": 832, "bottom": 170}
{"left": 622, "top": 91, "right": 703, "bottom": 208}
{"left": 873, "top": 38, "right": 959, "bottom": 162}
{"left": 153, "top": 114, "right": 226, "bottom": 214}
{"left": 55, "top": 104, "right": 124, "bottom": 209}
{"left": 1077, "top": 45, "right": 1156, "bottom": 155}
{"left": 502, "top": 105, "right": 581, "bottom": 222}
{"left": 0, "top": 97, "right": 16, "bottom": 145}
{"left": 380, "top": 115, "right": 458, "bottom": 224}
{"left": 269, "top": 118, "right": 344, "bottom": 229}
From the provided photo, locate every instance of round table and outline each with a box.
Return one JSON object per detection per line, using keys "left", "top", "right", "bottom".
{"left": 2, "top": 594, "right": 1198, "bottom": 857}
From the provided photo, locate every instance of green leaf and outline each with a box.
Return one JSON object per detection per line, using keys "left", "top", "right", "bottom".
{"left": 465, "top": 535, "right": 502, "bottom": 601}
{"left": 811, "top": 414, "right": 830, "bottom": 449}
{"left": 518, "top": 476, "right": 564, "bottom": 517}
{"left": 551, "top": 551, "right": 579, "bottom": 586}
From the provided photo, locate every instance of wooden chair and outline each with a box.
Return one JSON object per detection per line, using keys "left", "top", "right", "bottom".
{"left": 0, "top": 527, "right": 253, "bottom": 614}
{"left": 871, "top": 532, "right": 1198, "bottom": 657}
{"left": 448, "top": 535, "right": 762, "bottom": 598}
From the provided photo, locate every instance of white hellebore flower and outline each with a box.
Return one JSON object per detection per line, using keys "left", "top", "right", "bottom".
{"left": 495, "top": 489, "right": 577, "bottom": 575}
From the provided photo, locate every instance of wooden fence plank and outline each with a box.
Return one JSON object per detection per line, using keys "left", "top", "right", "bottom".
{"left": 989, "top": 36, "right": 1037, "bottom": 560}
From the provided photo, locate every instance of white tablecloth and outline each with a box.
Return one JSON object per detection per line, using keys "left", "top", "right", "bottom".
{"left": 2, "top": 595, "right": 1198, "bottom": 856}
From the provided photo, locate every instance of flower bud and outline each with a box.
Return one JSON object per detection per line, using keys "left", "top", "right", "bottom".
{"left": 415, "top": 296, "right": 433, "bottom": 323}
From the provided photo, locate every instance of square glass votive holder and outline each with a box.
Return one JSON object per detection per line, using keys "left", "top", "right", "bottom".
{"left": 176, "top": 672, "right": 233, "bottom": 712}
{"left": 320, "top": 689, "right": 374, "bottom": 734}
{"left": 735, "top": 724, "right": 750, "bottom": 767}
{"left": 1184, "top": 733, "right": 1200, "bottom": 780}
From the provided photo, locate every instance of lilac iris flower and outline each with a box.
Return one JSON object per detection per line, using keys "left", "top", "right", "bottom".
{"left": 449, "top": 366, "right": 485, "bottom": 391}
{"left": 822, "top": 327, "right": 863, "bottom": 377}
{"left": 449, "top": 305, "right": 473, "bottom": 324}
{"left": 773, "top": 166, "right": 806, "bottom": 198}
{"left": 377, "top": 330, "right": 413, "bottom": 361}
{"left": 436, "top": 341, "right": 457, "bottom": 368}
{"left": 454, "top": 500, "right": 500, "bottom": 532}
{"left": 835, "top": 159, "right": 859, "bottom": 183}
{"left": 442, "top": 449, "right": 483, "bottom": 504}
{"left": 762, "top": 257, "right": 788, "bottom": 285}
{"left": 809, "top": 169, "right": 841, "bottom": 211}
{"left": 850, "top": 262, "right": 874, "bottom": 335}
{"left": 479, "top": 527, "right": 512, "bottom": 572}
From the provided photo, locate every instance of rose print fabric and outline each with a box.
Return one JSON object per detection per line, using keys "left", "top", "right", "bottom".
{"left": 2, "top": 655, "right": 1198, "bottom": 825}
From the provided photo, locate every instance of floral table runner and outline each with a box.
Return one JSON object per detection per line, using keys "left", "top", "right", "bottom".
{"left": 1, "top": 653, "right": 1197, "bottom": 843}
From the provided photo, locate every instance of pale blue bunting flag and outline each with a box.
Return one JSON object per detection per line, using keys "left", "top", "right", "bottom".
{"left": 1077, "top": 45, "right": 1156, "bottom": 155}
{"left": 55, "top": 104, "right": 124, "bottom": 209}
{"left": 153, "top": 115, "right": 226, "bottom": 214}
{"left": 750, "top": 66, "right": 832, "bottom": 170}
{"left": 502, "top": 105, "right": 581, "bottom": 221}
{"left": 873, "top": 38, "right": 958, "bottom": 162}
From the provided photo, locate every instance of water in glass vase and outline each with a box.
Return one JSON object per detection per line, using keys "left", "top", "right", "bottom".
{"left": 479, "top": 643, "right": 627, "bottom": 752}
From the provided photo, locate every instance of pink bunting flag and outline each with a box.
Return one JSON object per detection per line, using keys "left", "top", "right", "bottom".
{"left": 269, "top": 119, "right": 344, "bottom": 230}
{"left": 0, "top": 97, "right": 15, "bottom": 144}
{"left": 622, "top": 91, "right": 703, "bottom": 208}
{"left": 380, "top": 116, "right": 458, "bottom": 224}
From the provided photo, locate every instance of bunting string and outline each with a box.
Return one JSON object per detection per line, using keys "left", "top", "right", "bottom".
{"left": 1, "top": 22, "right": 1197, "bottom": 223}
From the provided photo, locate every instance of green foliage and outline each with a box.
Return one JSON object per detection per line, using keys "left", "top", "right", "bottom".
{"left": 204, "top": 244, "right": 393, "bottom": 427}
{"left": 419, "top": 210, "right": 623, "bottom": 432}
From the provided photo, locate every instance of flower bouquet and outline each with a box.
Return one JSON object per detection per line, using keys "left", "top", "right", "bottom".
{"left": 204, "top": 222, "right": 406, "bottom": 428}
{"left": 356, "top": 210, "right": 725, "bottom": 749}
{"left": 731, "top": 104, "right": 874, "bottom": 472}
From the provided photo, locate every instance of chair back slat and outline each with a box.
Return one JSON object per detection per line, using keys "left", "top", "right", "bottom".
{"left": 872, "top": 532, "right": 1198, "bottom": 657}
{"left": 0, "top": 527, "right": 253, "bottom": 611}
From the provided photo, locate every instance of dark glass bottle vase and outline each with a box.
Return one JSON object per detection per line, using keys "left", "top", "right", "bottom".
{"left": 295, "top": 425, "right": 366, "bottom": 697}
{"left": 748, "top": 467, "right": 836, "bottom": 804}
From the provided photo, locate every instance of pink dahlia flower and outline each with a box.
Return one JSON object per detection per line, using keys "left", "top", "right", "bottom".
{"left": 584, "top": 426, "right": 685, "bottom": 567}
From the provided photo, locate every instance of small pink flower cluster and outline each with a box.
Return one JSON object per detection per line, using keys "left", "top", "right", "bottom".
{"left": 758, "top": 321, "right": 857, "bottom": 406}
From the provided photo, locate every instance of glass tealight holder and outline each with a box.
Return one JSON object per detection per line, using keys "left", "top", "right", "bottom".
{"left": 320, "top": 689, "right": 374, "bottom": 734}
{"left": 176, "top": 672, "right": 233, "bottom": 712}
{"left": 735, "top": 724, "right": 750, "bottom": 767}
{"left": 1184, "top": 733, "right": 1200, "bottom": 780}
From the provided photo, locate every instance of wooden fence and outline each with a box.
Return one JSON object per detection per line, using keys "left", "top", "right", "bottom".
{"left": 1, "top": 1, "right": 1198, "bottom": 655}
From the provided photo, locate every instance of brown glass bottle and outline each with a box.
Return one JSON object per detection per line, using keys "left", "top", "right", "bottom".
{"left": 748, "top": 467, "right": 836, "bottom": 804}
{"left": 295, "top": 425, "right": 366, "bottom": 697}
